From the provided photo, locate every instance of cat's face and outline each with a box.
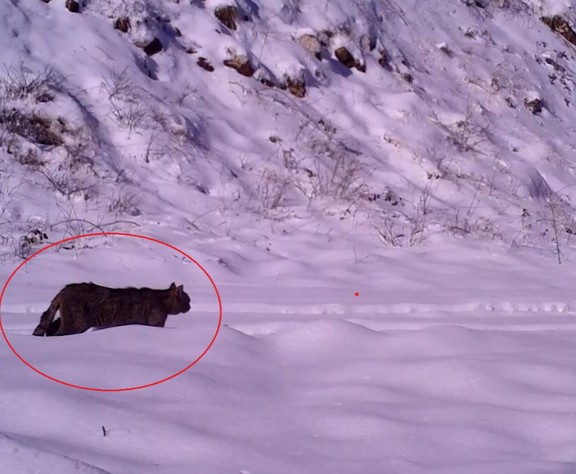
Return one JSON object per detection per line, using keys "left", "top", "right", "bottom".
{"left": 168, "top": 283, "right": 191, "bottom": 314}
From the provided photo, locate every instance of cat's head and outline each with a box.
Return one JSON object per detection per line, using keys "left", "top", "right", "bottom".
{"left": 167, "top": 282, "right": 191, "bottom": 314}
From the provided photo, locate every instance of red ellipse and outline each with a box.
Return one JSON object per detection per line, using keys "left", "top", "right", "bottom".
{"left": 0, "top": 231, "right": 223, "bottom": 392}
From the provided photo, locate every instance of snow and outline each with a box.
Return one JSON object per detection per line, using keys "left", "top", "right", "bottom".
{"left": 1, "top": 0, "right": 576, "bottom": 472}
{"left": 0, "top": 433, "right": 110, "bottom": 474}
{"left": 3, "top": 239, "right": 576, "bottom": 473}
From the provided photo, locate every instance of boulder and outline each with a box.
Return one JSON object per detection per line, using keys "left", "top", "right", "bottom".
{"left": 360, "top": 34, "right": 377, "bottom": 52}
{"left": 299, "top": 34, "right": 322, "bottom": 60}
{"left": 335, "top": 46, "right": 356, "bottom": 68}
{"left": 114, "top": 17, "right": 131, "bottom": 33}
{"left": 335, "top": 46, "right": 365, "bottom": 72}
{"left": 197, "top": 57, "right": 215, "bottom": 72}
{"left": 215, "top": 5, "right": 237, "bottom": 31}
{"left": 378, "top": 48, "right": 391, "bottom": 70}
{"left": 143, "top": 37, "right": 163, "bottom": 56}
{"left": 541, "top": 15, "right": 576, "bottom": 47}
{"left": 65, "top": 0, "right": 80, "bottom": 13}
{"left": 285, "top": 77, "right": 306, "bottom": 98}
{"left": 223, "top": 55, "right": 255, "bottom": 77}
{"left": 525, "top": 98, "right": 544, "bottom": 115}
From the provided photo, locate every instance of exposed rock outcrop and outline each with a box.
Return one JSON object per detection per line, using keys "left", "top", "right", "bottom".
{"left": 360, "top": 34, "right": 377, "bottom": 52}
{"left": 197, "top": 57, "right": 214, "bottom": 72}
{"left": 114, "top": 17, "right": 131, "bottom": 33}
{"left": 215, "top": 5, "right": 238, "bottom": 31}
{"left": 378, "top": 48, "right": 391, "bottom": 70}
{"left": 335, "top": 47, "right": 356, "bottom": 68}
{"left": 65, "top": 0, "right": 80, "bottom": 13}
{"left": 282, "top": 76, "right": 306, "bottom": 98}
{"left": 223, "top": 55, "right": 255, "bottom": 77}
{"left": 335, "top": 47, "right": 365, "bottom": 72}
{"left": 541, "top": 15, "right": 576, "bottom": 47}
{"left": 143, "top": 37, "right": 163, "bottom": 56}
{"left": 525, "top": 98, "right": 544, "bottom": 115}
{"left": 299, "top": 34, "right": 322, "bottom": 60}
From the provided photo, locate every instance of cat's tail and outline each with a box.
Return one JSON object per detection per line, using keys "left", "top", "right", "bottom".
{"left": 32, "top": 296, "right": 61, "bottom": 337}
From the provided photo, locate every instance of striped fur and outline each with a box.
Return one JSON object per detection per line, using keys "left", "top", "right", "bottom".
{"left": 33, "top": 282, "right": 191, "bottom": 337}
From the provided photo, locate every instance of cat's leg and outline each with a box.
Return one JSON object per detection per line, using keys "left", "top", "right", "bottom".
{"left": 33, "top": 300, "right": 60, "bottom": 336}
{"left": 148, "top": 310, "right": 168, "bottom": 327}
{"left": 54, "top": 320, "right": 89, "bottom": 336}
{"left": 54, "top": 307, "right": 89, "bottom": 336}
{"left": 46, "top": 318, "right": 61, "bottom": 336}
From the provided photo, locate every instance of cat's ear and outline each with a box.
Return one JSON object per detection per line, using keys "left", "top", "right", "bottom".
{"left": 170, "top": 282, "right": 177, "bottom": 290}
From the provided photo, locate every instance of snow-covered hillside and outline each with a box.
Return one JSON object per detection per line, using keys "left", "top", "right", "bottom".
{"left": 2, "top": 0, "right": 576, "bottom": 472}
{"left": 4, "top": 0, "right": 576, "bottom": 253}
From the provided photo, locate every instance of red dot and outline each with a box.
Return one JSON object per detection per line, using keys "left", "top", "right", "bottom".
{"left": 354, "top": 292, "right": 360, "bottom": 297}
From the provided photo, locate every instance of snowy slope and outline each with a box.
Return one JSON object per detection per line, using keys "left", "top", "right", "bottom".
{"left": 2, "top": 0, "right": 576, "bottom": 473}
{"left": 3, "top": 0, "right": 576, "bottom": 254}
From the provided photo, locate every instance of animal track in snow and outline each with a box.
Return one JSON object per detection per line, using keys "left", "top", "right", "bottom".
{"left": 186, "top": 300, "right": 576, "bottom": 316}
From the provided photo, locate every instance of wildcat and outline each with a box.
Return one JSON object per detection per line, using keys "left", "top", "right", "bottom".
{"left": 33, "top": 282, "right": 191, "bottom": 337}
